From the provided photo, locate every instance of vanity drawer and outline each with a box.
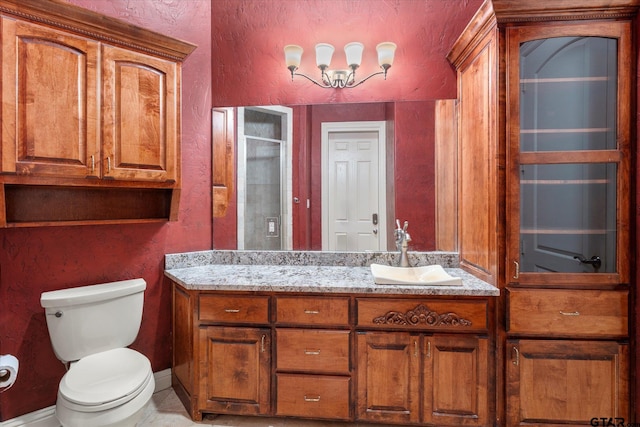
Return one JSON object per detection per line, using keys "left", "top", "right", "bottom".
{"left": 507, "top": 288, "right": 628, "bottom": 338}
{"left": 357, "top": 298, "right": 488, "bottom": 332}
{"left": 276, "top": 296, "right": 349, "bottom": 326}
{"left": 276, "top": 373, "right": 351, "bottom": 420}
{"left": 276, "top": 329, "right": 350, "bottom": 374}
{"left": 199, "top": 295, "right": 269, "bottom": 324}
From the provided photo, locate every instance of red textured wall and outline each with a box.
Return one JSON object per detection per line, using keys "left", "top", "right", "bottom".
{"left": 0, "top": 0, "right": 212, "bottom": 420}
{"left": 393, "top": 101, "right": 436, "bottom": 250}
{"left": 211, "top": 0, "right": 483, "bottom": 107}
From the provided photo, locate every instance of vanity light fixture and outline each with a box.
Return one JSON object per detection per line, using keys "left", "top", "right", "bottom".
{"left": 284, "top": 41, "right": 397, "bottom": 89}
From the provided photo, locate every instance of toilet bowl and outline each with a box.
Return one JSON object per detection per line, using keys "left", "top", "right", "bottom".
{"left": 41, "top": 279, "right": 154, "bottom": 427}
{"left": 56, "top": 348, "right": 155, "bottom": 427}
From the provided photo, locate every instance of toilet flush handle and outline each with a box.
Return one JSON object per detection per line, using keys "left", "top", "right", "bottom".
{"left": 47, "top": 310, "right": 63, "bottom": 318}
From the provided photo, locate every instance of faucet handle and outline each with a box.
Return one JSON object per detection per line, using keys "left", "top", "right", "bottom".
{"left": 403, "top": 220, "right": 409, "bottom": 232}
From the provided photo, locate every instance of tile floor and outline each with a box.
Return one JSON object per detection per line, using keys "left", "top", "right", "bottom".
{"left": 138, "top": 388, "right": 387, "bottom": 427}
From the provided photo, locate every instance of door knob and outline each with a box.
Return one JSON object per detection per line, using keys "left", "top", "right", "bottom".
{"left": 573, "top": 255, "right": 601, "bottom": 270}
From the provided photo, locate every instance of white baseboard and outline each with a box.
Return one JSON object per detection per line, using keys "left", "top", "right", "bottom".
{"left": 0, "top": 369, "right": 172, "bottom": 427}
{"left": 152, "top": 368, "right": 172, "bottom": 393}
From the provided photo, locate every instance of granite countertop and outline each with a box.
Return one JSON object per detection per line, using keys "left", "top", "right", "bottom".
{"left": 164, "top": 250, "right": 499, "bottom": 297}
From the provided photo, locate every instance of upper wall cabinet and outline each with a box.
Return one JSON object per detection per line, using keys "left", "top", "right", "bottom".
{"left": 1, "top": 18, "right": 100, "bottom": 179}
{"left": 102, "top": 45, "right": 179, "bottom": 183}
{"left": 0, "top": 0, "right": 196, "bottom": 226}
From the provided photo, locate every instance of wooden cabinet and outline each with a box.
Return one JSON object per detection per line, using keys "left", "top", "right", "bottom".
{"left": 171, "top": 282, "right": 495, "bottom": 424}
{"left": 448, "top": 1, "right": 636, "bottom": 424}
{"left": 102, "top": 45, "right": 179, "bottom": 183}
{"left": 197, "top": 295, "right": 271, "bottom": 415}
{"left": 1, "top": 18, "right": 99, "bottom": 179}
{"left": 356, "top": 299, "right": 491, "bottom": 426}
{"left": 0, "top": 0, "right": 195, "bottom": 226}
{"left": 356, "top": 331, "right": 420, "bottom": 424}
{"left": 198, "top": 326, "right": 271, "bottom": 416}
{"left": 506, "top": 340, "right": 629, "bottom": 426}
{"left": 274, "top": 295, "right": 351, "bottom": 421}
{"left": 356, "top": 333, "right": 489, "bottom": 426}
{"left": 424, "top": 335, "right": 489, "bottom": 426}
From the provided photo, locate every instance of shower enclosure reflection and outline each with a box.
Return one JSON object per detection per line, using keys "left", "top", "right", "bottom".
{"left": 237, "top": 106, "right": 292, "bottom": 250}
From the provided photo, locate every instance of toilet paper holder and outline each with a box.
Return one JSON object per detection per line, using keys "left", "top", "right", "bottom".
{"left": 0, "top": 368, "right": 8, "bottom": 379}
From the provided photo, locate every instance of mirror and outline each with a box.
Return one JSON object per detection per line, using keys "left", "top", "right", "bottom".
{"left": 213, "top": 100, "right": 437, "bottom": 252}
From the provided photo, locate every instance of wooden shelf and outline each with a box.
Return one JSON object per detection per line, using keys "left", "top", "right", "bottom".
{"left": 0, "top": 184, "right": 177, "bottom": 227}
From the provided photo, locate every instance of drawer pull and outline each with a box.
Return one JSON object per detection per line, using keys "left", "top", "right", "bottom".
{"left": 512, "top": 346, "right": 519, "bottom": 366}
{"left": 224, "top": 309, "right": 241, "bottom": 313}
{"left": 261, "top": 334, "right": 266, "bottom": 353}
{"left": 304, "top": 309, "right": 320, "bottom": 314}
{"left": 513, "top": 260, "right": 519, "bottom": 279}
{"left": 560, "top": 311, "right": 580, "bottom": 316}
{"left": 304, "top": 395, "right": 321, "bottom": 402}
{"left": 304, "top": 349, "right": 321, "bottom": 355}
{"left": 426, "top": 340, "right": 431, "bottom": 359}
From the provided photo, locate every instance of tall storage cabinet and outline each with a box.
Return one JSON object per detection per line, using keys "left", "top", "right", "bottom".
{"left": 448, "top": 1, "right": 636, "bottom": 425}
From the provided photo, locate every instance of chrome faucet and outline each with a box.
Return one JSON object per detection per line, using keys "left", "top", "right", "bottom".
{"left": 394, "top": 219, "right": 411, "bottom": 267}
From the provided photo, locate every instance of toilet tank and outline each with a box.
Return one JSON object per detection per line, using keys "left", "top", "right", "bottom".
{"left": 40, "top": 278, "right": 146, "bottom": 363}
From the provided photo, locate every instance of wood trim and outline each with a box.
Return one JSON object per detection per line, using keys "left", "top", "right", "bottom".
{"left": 447, "top": 1, "right": 497, "bottom": 68}
{"left": 0, "top": 0, "right": 197, "bottom": 61}
{"left": 519, "top": 150, "right": 623, "bottom": 164}
{"left": 435, "top": 100, "right": 458, "bottom": 252}
{"left": 0, "top": 183, "right": 6, "bottom": 227}
{"left": 212, "top": 107, "right": 235, "bottom": 218}
{"left": 492, "top": 0, "right": 640, "bottom": 22}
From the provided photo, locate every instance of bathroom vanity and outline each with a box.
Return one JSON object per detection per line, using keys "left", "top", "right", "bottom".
{"left": 165, "top": 251, "right": 499, "bottom": 426}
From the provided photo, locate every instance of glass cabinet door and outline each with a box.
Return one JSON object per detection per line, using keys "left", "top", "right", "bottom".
{"left": 507, "top": 24, "right": 630, "bottom": 285}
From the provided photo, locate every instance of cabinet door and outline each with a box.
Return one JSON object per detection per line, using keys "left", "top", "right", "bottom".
{"left": 506, "top": 340, "right": 629, "bottom": 426}
{"left": 1, "top": 18, "right": 99, "bottom": 178}
{"left": 102, "top": 45, "right": 179, "bottom": 183}
{"left": 356, "top": 331, "right": 420, "bottom": 424}
{"left": 198, "top": 326, "right": 271, "bottom": 415}
{"left": 506, "top": 22, "right": 631, "bottom": 286}
{"left": 423, "top": 335, "right": 489, "bottom": 426}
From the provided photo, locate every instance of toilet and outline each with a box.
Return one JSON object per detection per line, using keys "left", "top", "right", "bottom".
{"left": 40, "top": 279, "right": 155, "bottom": 427}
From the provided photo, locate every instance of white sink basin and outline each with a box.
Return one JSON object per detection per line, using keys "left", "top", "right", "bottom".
{"left": 370, "top": 264, "right": 463, "bottom": 286}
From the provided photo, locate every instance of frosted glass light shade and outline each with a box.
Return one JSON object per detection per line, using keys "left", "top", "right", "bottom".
{"left": 284, "top": 45, "right": 304, "bottom": 69}
{"left": 344, "top": 42, "right": 364, "bottom": 68}
{"left": 315, "top": 43, "right": 335, "bottom": 68}
{"left": 376, "top": 42, "right": 397, "bottom": 67}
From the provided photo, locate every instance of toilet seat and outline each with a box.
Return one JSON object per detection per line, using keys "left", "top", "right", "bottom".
{"left": 59, "top": 348, "right": 152, "bottom": 412}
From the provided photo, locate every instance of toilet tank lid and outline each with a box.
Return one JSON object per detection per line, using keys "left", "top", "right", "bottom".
{"left": 40, "top": 278, "right": 146, "bottom": 308}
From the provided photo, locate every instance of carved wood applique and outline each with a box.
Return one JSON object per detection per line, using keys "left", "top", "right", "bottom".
{"left": 373, "top": 304, "right": 472, "bottom": 327}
